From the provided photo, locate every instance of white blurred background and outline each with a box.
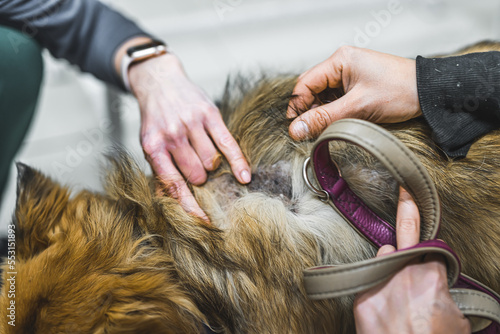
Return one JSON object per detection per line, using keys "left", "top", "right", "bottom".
{"left": 1, "top": 0, "right": 500, "bottom": 231}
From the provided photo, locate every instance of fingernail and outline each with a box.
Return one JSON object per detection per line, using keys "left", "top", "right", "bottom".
{"left": 189, "top": 208, "right": 210, "bottom": 224}
{"left": 292, "top": 120, "right": 309, "bottom": 138}
{"left": 212, "top": 154, "right": 222, "bottom": 170}
{"left": 240, "top": 170, "right": 251, "bottom": 183}
{"left": 200, "top": 213, "right": 211, "bottom": 224}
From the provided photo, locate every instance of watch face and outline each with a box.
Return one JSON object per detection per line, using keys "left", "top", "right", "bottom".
{"left": 127, "top": 40, "right": 167, "bottom": 60}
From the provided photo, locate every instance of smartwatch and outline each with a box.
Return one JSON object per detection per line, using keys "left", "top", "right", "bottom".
{"left": 120, "top": 39, "right": 167, "bottom": 92}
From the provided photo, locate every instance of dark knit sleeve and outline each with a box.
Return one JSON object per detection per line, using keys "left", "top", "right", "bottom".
{"left": 416, "top": 52, "right": 500, "bottom": 157}
{"left": 0, "top": 0, "right": 153, "bottom": 90}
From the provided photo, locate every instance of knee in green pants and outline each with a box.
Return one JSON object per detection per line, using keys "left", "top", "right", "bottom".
{"left": 0, "top": 26, "right": 44, "bottom": 201}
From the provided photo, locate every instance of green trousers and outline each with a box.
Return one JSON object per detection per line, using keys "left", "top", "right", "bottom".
{"left": 0, "top": 26, "right": 43, "bottom": 203}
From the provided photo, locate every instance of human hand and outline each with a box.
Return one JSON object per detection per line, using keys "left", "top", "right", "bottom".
{"left": 353, "top": 187, "right": 470, "bottom": 334}
{"left": 128, "top": 53, "right": 251, "bottom": 219}
{"left": 287, "top": 46, "right": 422, "bottom": 140}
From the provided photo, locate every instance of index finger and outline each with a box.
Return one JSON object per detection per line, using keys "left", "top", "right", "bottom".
{"left": 206, "top": 114, "right": 251, "bottom": 185}
{"left": 396, "top": 186, "right": 420, "bottom": 249}
{"left": 287, "top": 53, "right": 344, "bottom": 118}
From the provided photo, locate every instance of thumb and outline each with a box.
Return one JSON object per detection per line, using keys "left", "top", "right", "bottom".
{"left": 288, "top": 94, "right": 357, "bottom": 140}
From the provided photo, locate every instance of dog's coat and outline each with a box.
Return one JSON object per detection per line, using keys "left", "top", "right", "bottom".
{"left": 1, "top": 42, "right": 500, "bottom": 333}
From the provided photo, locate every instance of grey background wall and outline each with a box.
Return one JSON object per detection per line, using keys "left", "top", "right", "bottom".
{"left": 1, "top": 0, "right": 499, "bottom": 230}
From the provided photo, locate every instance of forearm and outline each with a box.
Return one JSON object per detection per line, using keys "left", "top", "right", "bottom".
{"left": 417, "top": 52, "right": 500, "bottom": 157}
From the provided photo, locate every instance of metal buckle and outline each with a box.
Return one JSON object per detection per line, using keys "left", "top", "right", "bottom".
{"left": 302, "top": 157, "right": 329, "bottom": 202}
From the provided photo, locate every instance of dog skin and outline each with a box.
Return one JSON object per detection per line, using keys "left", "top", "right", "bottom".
{"left": 1, "top": 42, "right": 500, "bottom": 333}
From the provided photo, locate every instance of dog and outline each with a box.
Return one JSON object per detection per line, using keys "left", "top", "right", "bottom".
{"left": 1, "top": 41, "right": 500, "bottom": 333}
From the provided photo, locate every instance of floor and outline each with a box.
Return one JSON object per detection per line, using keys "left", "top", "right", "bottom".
{"left": 1, "top": 0, "right": 499, "bottom": 232}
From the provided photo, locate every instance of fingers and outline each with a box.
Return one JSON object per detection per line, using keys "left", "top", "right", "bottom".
{"left": 287, "top": 52, "right": 345, "bottom": 119}
{"left": 142, "top": 101, "right": 249, "bottom": 221}
{"left": 147, "top": 149, "right": 208, "bottom": 221}
{"left": 377, "top": 244, "right": 396, "bottom": 257}
{"left": 206, "top": 114, "right": 251, "bottom": 185}
{"left": 396, "top": 186, "right": 420, "bottom": 250}
{"left": 144, "top": 124, "right": 208, "bottom": 186}
{"left": 188, "top": 124, "right": 221, "bottom": 171}
{"left": 422, "top": 253, "right": 448, "bottom": 278}
{"left": 168, "top": 140, "right": 208, "bottom": 186}
{"left": 289, "top": 93, "right": 357, "bottom": 140}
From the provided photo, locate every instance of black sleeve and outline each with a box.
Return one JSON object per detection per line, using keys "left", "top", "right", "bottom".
{"left": 0, "top": 0, "right": 153, "bottom": 90}
{"left": 416, "top": 52, "right": 500, "bottom": 157}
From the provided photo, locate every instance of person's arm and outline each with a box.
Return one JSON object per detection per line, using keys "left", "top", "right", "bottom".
{"left": 353, "top": 188, "right": 470, "bottom": 333}
{"left": 123, "top": 50, "right": 251, "bottom": 219}
{"left": 0, "top": 0, "right": 147, "bottom": 89}
{"left": 286, "top": 46, "right": 422, "bottom": 139}
{"left": 287, "top": 46, "right": 500, "bottom": 158}
{"left": 417, "top": 52, "right": 500, "bottom": 157}
{"left": 0, "top": 0, "right": 251, "bottom": 218}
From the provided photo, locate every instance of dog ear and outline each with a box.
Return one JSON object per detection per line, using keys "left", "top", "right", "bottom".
{"left": 104, "top": 149, "right": 153, "bottom": 204}
{"left": 14, "top": 162, "right": 70, "bottom": 259}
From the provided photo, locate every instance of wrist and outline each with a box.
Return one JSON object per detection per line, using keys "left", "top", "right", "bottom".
{"left": 406, "top": 58, "right": 422, "bottom": 118}
{"left": 114, "top": 36, "right": 153, "bottom": 82}
{"left": 128, "top": 53, "right": 185, "bottom": 95}
{"left": 115, "top": 37, "right": 169, "bottom": 92}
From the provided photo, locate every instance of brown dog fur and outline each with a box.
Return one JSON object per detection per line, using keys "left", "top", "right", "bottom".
{"left": 1, "top": 42, "right": 500, "bottom": 333}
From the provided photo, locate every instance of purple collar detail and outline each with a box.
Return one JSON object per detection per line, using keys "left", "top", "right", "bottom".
{"left": 311, "top": 139, "right": 500, "bottom": 330}
{"left": 313, "top": 141, "right": 397, "bottom": 248}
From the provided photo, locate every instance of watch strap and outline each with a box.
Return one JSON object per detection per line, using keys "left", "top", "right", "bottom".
{"left": 121, "top": 53, "right": 134, "bottom": 92}
{"left": 120, "top": 40, "right": 167, "bottom": 92}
